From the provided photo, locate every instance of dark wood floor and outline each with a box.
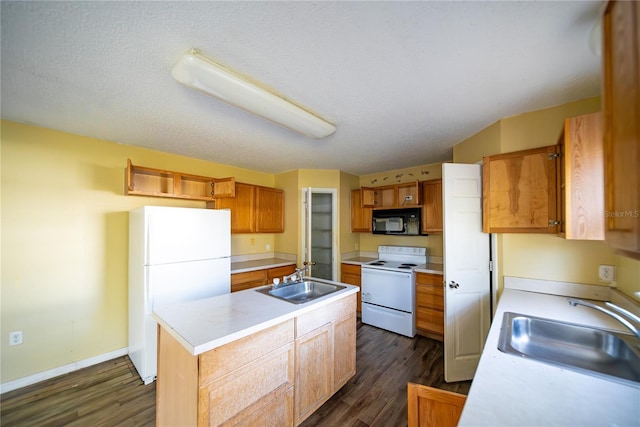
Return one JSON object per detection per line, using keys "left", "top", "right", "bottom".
{"left": 1, "top": 321, "right": 470, "bottom": 427}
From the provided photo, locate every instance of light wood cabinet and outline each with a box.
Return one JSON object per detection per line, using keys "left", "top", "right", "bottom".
{"left": 351, "top": 189, "right": 372, "bottom": 232}
{"left": 125, "top": 159, "right": 235, "bottom": 201}
{"left": 340, "top": 263, "right": 362, "bottom": 313}
{"left": 602, "top": 0, "right": 640, "bottom": 258}
{"left": 557, "top": 112, "right": 605, "bottom": 240}
{"left": 231, "top": 264, "right": 296, "bottom": 292}
{"left": 482, "top": 145, "right": 559, "bottom": 233}
{"left": 421, "top": 179, "right": 443, "bottom": 234}
{"left": 407, "top": 383, "right": 466, "bottom": 427}
{"left": 415, "top": 272, "right": 444, "bottom": 341}
{"left": 256, "top": 186, "right": 285, "bottom": 233}
{"left": 211, "top": 182, "right": 284, "bottom": 233}
{"left": 294, "top": 294, "right": 357, "bottom": 425}
{"left": 362, "top": 181, "right": 422, "bottom": 209}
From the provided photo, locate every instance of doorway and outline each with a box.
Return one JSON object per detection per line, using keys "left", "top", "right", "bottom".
{"left": 302, "top": 188, "right": 338, "bottom": 281}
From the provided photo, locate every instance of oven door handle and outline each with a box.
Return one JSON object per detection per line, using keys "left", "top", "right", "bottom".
{"left": 362, "top": 268, "right": 412, "bottom": 279}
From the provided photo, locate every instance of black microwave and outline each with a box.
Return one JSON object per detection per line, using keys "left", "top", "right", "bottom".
{"left": 372, "top": 208, "right": 421, "bottom": 235}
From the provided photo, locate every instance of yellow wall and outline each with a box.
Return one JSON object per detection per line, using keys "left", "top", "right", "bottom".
{"left": 453, "top": 97, "right": 640, "bottom": 302}
{"left": 1, "top": 120, "right": 275, "bottom": 383}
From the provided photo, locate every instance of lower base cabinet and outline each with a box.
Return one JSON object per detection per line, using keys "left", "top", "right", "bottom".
{"left": 415, "top": 272, "right": 444, "bottom": 341}
{"left": 156, "top": 293, "right": 356, "bottom": 427}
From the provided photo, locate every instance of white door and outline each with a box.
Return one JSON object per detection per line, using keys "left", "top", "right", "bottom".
{"left": 443, "top": 163, "right": 490, "bottom": 382}
{"left": 302, "top": 188, "right": 337, "bottom": 280}
{"left": 146, "top": 207, "right": 230, "bottom": 265}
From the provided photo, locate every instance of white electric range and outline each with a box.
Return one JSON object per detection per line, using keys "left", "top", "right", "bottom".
{"left": 360, "top": 246, "right": 428, "bottom": 337}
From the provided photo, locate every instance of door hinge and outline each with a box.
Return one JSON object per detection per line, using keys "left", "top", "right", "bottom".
{"left": 489, "top": 260, "right": 494, "bottom": 272}
{"left": 548, "top": 153, "right": 561, "bottom": 160}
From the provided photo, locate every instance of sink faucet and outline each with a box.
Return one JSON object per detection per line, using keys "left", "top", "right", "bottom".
{"left": 567, "top": 298, "right": 640, "bottom": 340}
{"left": 283, "top": 262, "right": 316, "bottom": 284}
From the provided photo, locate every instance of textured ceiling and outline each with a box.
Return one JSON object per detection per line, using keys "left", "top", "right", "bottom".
{"left": 1, "top": 1, "right": 603, "bottom": 175}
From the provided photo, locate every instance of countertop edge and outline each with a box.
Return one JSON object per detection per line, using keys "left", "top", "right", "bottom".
{"left": 154, "top": 282, "right": 359, "bottom": 357}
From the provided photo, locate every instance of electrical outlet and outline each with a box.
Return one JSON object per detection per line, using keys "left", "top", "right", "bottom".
{"left": 9, "top": 331, "right": 23, "bottom": 346}
{"left": 266, "top": 243, "right": 271, "bottom": 251}
{"left": 598, "top": 265, "right": 615, "bottom": 282}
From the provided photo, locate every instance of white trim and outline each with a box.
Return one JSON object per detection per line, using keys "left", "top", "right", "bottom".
{"left": 490, "top": 233, "right": 498, "bottom": 318}
{"left": 301, "top": 188, "right": 338, "bottom": 281}
{"left": 504, "top": 276, "right": 612, "bottom": 300}
{"left": 0, "top": 347, "right": 128, "bottom": 394}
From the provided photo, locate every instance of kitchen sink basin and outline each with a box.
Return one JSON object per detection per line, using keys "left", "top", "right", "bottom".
{"left": 498, "top": 312, "right": 640, "bottom": 385}
{"left": 257, "top": 280, "right": 346, "bottom": 304}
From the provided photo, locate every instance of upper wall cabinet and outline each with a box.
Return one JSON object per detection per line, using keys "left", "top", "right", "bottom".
{"left": 125, "top": 159, "right": 235, "bottom": 201}
{"left": 602, "top": 0, "right": 640, "bottom": 258}
{"left": 210, "top": 182, "right": 284, "bottom": 234}
{"left": 557, "top": 112, "right": 604, "bottom": 240}
{"left": 361, "top": 181, "right": 422, "bottom": 209}
{"left": 421, "top": 179, "right": 443, "bottom": 234}
{"left": 482, "top": 145, "right": 559, "bottom": 233}
{"left": 351, "top": 189, "right": 372, "bottom": 233}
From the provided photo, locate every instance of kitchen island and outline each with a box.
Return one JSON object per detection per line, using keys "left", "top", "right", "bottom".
{"left": 459, "top": 279, "right": 640, "bottom": 426}
{"left": 153, "top": 279, "right": 359, "bottom": 426}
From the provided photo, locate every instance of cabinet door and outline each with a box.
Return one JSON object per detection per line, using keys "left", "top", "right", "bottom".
{"left": 603, "top": 0, "right": 640, "bottom": 257}
{"left": 351, "top": 189, "right": 372, "bottom": 232}
{"left": 422, "top": 179, "right": 443, "bottom": 234}
{"left": 415, "top": 272, "right": 444, "bottom": 340}
{"left": 482, "top": 145, "right": 559, "bottom": 233}
{"left": 294, "top": 323, "right": 332, "bottom": 425}
{"left": 558, "top": 112, "right": 605, "bottom": 240}
{"left": 340, "top": 263, "right": 362, "bottom": 313}
{"left": 256, "top": 186, "right": 285, "bottom": 233}
{"left": 333, "top": 312, "right": 356, "bottom": 390}
{"left": 216, "top": 182, "right": 256, "bottom": 233}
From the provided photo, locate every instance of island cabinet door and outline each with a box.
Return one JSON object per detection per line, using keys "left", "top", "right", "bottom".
{"left": 333, "top": 310, "right": 357, "bottom": 389}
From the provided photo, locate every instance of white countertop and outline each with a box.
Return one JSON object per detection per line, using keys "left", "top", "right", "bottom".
{"left": 153, "top": 279, "right": 359, "bottom": 356}
{"left": 414, "top": 263, "right": 443, "bottom": 275}
{"left": 459, "top": 289, "right": 640, "bottom": 426}
{"left": 231, "top": 257, "right": 295, "bottom": 274}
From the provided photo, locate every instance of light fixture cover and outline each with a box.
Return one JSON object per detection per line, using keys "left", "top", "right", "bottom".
{"left": 171, "top": 49, "right": 336, "bottom": 139}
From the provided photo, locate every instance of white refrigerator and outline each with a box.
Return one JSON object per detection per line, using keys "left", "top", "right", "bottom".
{"left": 128, "top": 206, "right": 231, "bottom": 384}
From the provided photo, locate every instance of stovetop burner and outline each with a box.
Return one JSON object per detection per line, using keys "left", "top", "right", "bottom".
{"left": 362, "top": 246, "right": 428, "bottom": 272}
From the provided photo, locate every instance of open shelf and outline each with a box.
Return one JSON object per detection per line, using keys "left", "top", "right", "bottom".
{"left": 125, "top": 159, "right": 235, "bottom": 201}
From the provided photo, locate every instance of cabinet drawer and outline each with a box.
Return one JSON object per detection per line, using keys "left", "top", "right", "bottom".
{"left": 340, "top": 272, "right": 361, "bottom": 286}
{"left": 341, "top": 263, "right": 361, "bottom": 276}
{"left": 415, "top": 272, "right": 442, "bottom": 286}
{"left": 268, "top": 264, "right": 296, "bottom": 279}
{"left": 296, "top": 294, "right": 356, "bottom": 338}
{"left": 231, "top": 269, "right": 268, "bottom": 292}
{"left": 199, "top": 319, "right": 294, "bottom": 385}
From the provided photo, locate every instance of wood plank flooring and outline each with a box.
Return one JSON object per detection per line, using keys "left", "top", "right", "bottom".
{"left": 1, "top": 321, "right": 470, "bottom": 427}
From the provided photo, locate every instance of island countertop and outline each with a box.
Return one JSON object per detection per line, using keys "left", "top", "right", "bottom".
{"left": 153, "top": 279, "right": 359, "bottom": 356}
{"left": 459, "top": 287, "right": 640, "bottom": 426}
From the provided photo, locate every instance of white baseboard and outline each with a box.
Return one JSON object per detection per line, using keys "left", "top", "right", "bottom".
{"left": 0, "top": 347, "right": 128, "bottom": 394}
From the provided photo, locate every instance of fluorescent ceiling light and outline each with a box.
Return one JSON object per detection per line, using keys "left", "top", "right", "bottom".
{"left": 171, "top": 49, "right": 336, "bottom": 139}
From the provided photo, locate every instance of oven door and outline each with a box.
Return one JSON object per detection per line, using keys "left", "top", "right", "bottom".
{"left": 361, "top": 267, "right": 413, "bottom": 312}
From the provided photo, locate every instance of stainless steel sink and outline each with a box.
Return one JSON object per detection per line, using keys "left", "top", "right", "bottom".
{"left": 498, "top": 312, "right": 640, "bottom": 385}
{"left": 256, "top": 280, "right": 346, "bottom": 304}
